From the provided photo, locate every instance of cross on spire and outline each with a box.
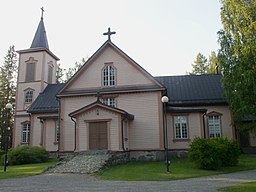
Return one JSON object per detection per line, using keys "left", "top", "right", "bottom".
{"left": 103, "top": 27, "right": 116, "bottom": 41}
{"left": 41, "top": 7, "right": 45, "bottom": 19}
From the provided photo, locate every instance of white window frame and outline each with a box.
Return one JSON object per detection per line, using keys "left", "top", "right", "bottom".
{"left": 24, "top": 89, "right": 33, "bottom": 103}
{"left": 101, "top": 98, "right": 116, "bottom": 107}
{"left": 208, "top": 115, "right": 221, "bottom": 138}
{"left": 174, "top": 116, "right": 188, "bottom": 139}
{"left": 22, "top": 123, "right": 30, "bottom": 143}
{"left": 103, "top": 65, "right": 115, "bottom": 86}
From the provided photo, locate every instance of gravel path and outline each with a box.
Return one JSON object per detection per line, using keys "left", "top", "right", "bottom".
{"left": 0, "top": 169, "right": 255, "bottom": 192}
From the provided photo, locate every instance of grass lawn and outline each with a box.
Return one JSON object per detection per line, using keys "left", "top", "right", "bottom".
{"left": 218, "top": 181, "right": 256, "bottom": 192}
{"left": 0, "top": 161, "right": 57, "bottom": 180}
{"left": 97, "top": 155, "right": 256, "bottom": 181}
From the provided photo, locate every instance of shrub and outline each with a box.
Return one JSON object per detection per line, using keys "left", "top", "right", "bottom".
{"left": 189, "top": 137, "right": 240, "bottom": 170}
{"left": 7, "top": 145, "right": 49, "bottom": 165}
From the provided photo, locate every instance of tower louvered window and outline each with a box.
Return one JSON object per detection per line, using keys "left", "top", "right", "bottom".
{"left": 26, "top": 63, "right": 35, "bottom": 82}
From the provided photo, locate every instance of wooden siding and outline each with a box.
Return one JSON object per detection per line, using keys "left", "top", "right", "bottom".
{"left": 65, "top": 46, "right": 156, "bottom": 91}
{"left": 44, "top": 119, "right": 58, "bottom": 151}
{"left": 168, "top": 113, "right": 202, "bottom": 149}
{"left": 13, "top": 116, "right": 29, "bottom": 147}
{"left": 16, "top": 82, "right": 42, "bottom": 111}
{"left": 118, "top": 91, "right": 162, "bottom": 150}
{"left": 61, "top": 96, "right": 96, "bottom": 151}
{"left": 166, "top": 105, "right": 234, "bottom": 150}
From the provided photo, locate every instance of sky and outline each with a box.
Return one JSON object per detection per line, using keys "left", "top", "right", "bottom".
{"left": 0, "top": 0, "right": 223, "bottom": 76}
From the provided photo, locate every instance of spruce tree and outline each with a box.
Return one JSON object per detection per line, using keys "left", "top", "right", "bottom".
{"left": 0, "top": 45, "right": 17, "bottom": 149}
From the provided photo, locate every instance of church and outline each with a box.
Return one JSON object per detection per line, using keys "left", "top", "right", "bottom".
{"left": 13, "top": 11, "right": 244, "bottom": 158}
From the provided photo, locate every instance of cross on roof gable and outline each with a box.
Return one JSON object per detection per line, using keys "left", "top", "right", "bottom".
{"left": 103, "top": 27, "right": 116, "bottom": 41}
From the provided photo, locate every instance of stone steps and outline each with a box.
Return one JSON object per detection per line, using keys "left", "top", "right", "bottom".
{"left": 47, "top": 151, "right": 112, "bottom": 174}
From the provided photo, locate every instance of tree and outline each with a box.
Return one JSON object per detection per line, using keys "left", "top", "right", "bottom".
{"left": 64, "top": 57, "right": 87, "bottom": 82}
{"left": 56, "top": 57, "right": 88, "bottom": 83}
{"left": 190, "top": 53, "right": 208, "bottom": 75}
{"left": 0, "top": 45, "right": 17, "bottom": 150}
{"left": 56, "top": 63, "right": 66, "bottom": 84}
{"left": 208, "top": 51, "right": 219, "bottom": 74}
{"left": 218, "top": 0, "right": 256, "bottom": 131}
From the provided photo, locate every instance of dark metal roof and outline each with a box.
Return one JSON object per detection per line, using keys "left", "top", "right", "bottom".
{"left": 27, "top": 84, "right": 65, "bottom": 113}
{"left": 155, "top": 74, "right": 227, "bottom": 106}
{"left": 30, "top": 18, "right": 49, "bottom": 49}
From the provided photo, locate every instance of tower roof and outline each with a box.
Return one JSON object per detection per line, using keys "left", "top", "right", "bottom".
{"left": 30, "top": 17, "right": 49, "bottom": 49}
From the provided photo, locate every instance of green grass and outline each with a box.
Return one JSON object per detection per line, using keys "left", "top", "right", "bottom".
{"left": 97, "top": 155, "right": 256, "bottom": 181}
{"left": 218, "top": 181, "right": 256, "bottom": 192}
{"left": 0, "top": 161, "right": 57, "bottom": 180}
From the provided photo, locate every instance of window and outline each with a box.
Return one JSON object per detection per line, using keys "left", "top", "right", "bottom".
{"left": 174, "top": 116, "right": 188, "bottom": 139}
{"left": 24, "top": 89, "right": 33, "bottom": 103}
{"left": 22, "top": 123, "right": 30, "bottom": 143}
{"left": 208, "top": 115, "right": 221, "bottom": 138}
{"left": 26, "top": 63, "right": 35, "bottom": 82}
{"left": 103, "top": 65, "right": 115, "bottom": 86}
{"left": 101, "top": 98, "right": 116, "bottom": 107}
{"left": 48, "top": 65, "right": 53, "bottom": 83}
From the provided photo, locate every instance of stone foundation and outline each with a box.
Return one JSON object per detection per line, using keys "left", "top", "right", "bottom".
{"left": 108, "top": 150, "right": 189, "bottom": 164}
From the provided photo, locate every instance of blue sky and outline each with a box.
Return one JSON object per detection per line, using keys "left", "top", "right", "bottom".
{"left": 0, "top": 0, "right": 222, "bottom": 76}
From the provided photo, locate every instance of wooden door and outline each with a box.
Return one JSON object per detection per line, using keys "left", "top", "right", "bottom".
{"left": 89, "top": 122, "right": 108, "bottom": 150}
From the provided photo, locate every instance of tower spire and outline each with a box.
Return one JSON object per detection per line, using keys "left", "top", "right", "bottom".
{"left": 30, "top": 7, "right": 49, "bottom": 49}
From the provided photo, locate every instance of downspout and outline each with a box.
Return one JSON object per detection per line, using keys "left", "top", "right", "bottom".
{"left": 28, "top": 113, "right": 32, "bottom": 144}
{"left": 202, "top": 112, "right": 206, "bottom": 138}
{"left": 70, "top": 116, "right": 77, "bottom": 151}
{"left": 56, "top": 96, "right": 61, "bottom": 158}
{"left": 39, "top": 119, "right": 44, "bottom": 147}
{"left": 121, "top": 115, "right": 126, "bottom": 151}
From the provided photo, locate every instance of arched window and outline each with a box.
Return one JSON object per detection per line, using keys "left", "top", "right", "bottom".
{"left": 24, "top": 89, "right": 33, "bottom": 103}
{"left": 103, "top": 65, "right": 115, "bottom": 86}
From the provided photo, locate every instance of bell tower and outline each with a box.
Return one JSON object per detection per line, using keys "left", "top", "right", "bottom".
{"left": 13, "top": 8, "right": 59, "bottom": 147}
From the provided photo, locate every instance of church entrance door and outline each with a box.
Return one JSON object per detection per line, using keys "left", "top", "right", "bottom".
{"left": 89, "top": 122, "right": 108, "bottom": 150}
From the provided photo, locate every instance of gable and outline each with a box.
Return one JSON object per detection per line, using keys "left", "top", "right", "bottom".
{"left": 69, "top": 101, "right": 134, "bottom": 120}
{"left": 60, "top": 41, "right": 163, "bottom": 95}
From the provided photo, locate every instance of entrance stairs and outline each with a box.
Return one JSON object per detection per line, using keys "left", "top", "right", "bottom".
{"left": 47, "top": 150, "right": 112, "bottom": 174}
